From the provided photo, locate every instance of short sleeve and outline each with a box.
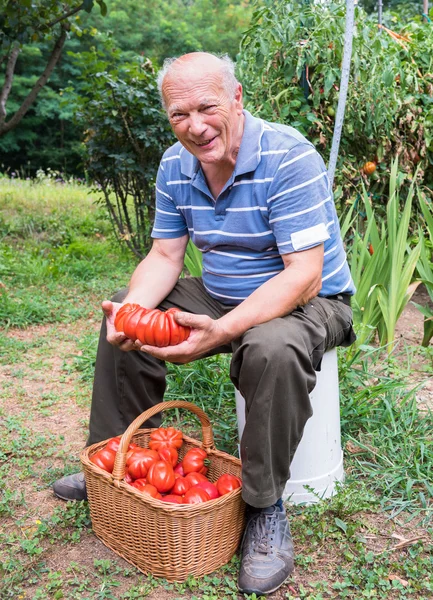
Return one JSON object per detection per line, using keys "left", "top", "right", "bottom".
{"left": 267, "top": 144, "right": 334, "bottom": 254}
{"left": 151, "top": 164, "right": 189, "bottom": 239}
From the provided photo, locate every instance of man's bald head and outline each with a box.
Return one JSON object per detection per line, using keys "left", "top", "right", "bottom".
{"left": 157, "top": 52, "right": 239, "bottom": 110}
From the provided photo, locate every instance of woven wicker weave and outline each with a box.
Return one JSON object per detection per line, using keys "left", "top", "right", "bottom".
{"left": 80, "top": 400, "right": 245, "bottom": 581}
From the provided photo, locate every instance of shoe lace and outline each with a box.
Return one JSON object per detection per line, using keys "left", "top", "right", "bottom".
{"left": 250, "top": 509, "right": 278, "bottom": 555}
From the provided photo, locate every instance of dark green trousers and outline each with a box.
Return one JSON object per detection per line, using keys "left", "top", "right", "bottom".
{"left": 87, "top": 277, "right": 355, "bottom": 508}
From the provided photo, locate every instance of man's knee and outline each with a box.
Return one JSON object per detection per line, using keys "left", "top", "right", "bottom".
{"left": 241, "top": 319, "right": 311, "bottom": 368}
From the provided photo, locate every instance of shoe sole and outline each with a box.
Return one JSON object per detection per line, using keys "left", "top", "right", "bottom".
{"left": 237, "top": 572, "right": 292, "bottom": 595}
{"left": 53, "top": 490, "right": 87, "bottom": 502}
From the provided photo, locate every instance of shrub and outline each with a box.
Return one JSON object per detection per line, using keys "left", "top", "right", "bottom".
{"left": 73, "top": 48, "right": 174, "bottom": 258}
{"left": 237, "top": 0, "right": 433, "bottom": 205}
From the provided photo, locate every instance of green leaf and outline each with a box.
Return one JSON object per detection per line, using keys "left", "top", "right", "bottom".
{"left": 83, "top": 0, "right": 94, "bottom": 13}
{"left": 382, "top": 69, "right": 394, "bottom": 86}
{"left": 335, "top": 518, "right": 347, "bottom": 534}
{"left": 324, "top": 70, "right": 336, "bottom": 95}
{"left": 97, "top": 1, "right": 108, "bottom": 17}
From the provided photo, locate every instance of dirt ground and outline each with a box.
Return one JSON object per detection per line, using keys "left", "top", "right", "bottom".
{"left": 1, "top": 287, "right": 432, "bottom": 599}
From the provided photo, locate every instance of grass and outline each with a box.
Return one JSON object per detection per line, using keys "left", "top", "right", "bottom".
{"left": 1, "top": 176, "right": 432, "bottom": 599}
{"left": 0, "top": 176, "right": 137, "bottom": 328}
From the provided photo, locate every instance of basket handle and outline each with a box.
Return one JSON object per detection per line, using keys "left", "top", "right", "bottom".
{"left": 111, "top": 400, "right": 215, "bottom": 483}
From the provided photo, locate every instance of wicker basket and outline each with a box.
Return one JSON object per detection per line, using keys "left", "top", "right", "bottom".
{"left": 80, "top": 400, "right": 245, "bottom": 581}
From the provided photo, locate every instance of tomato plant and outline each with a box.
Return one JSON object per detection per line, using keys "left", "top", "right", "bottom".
{"left": 115, "top": 303, "right": 190, "bottom": 347}
{"left": 237, "top": 1, "right": 433, "bottom": 198}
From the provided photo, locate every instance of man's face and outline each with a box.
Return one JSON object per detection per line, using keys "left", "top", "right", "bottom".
{"left": 162, "top": 66, "right": 244, "bottom": 165}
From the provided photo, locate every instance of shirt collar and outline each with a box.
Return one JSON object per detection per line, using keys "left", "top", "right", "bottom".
{"left": 179, "top": 109, "right": 264, "bottom": 179}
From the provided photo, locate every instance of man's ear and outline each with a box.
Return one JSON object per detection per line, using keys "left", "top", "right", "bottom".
{"left": 235, "top": 83, "right": 244, "bottom": 113}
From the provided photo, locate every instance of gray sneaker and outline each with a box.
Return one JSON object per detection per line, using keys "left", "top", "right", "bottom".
{"left": 238, "top": 505, "right": 295, "bottom": 595}
{"left": 53, "top": 472, "right": 87, "bottom": 501}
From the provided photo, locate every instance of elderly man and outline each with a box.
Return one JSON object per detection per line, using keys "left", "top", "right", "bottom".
{"left": 53, "top": 52, "right": 355, "bottom": 595}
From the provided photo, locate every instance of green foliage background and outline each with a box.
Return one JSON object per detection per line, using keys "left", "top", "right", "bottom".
{"left": 237, "top": 0, "right": 433, "bottom": 200}
{"left": 0, "top": 0, "right": 252, "bottom": 176}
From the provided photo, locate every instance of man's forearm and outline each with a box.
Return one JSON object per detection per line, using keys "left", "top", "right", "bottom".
{"left": 216, "top": 247, "right": 323, "bottom": 345}
{"left": 122, "top": 245, "right": 184, "bottom": 308}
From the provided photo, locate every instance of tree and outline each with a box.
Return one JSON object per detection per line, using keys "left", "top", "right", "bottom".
{"left": 0, "top": 0, "right": 107, "bottom": 137}
{"left": 87, "top": 0, "right": 252, "bottom": 62}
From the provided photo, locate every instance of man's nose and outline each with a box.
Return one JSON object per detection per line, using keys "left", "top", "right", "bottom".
{"left": 188, "top": 113, "right": 207, "bottom": 136}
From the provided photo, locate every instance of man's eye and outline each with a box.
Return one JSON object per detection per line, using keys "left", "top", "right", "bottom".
{"left": 171, "top": 113, "right": 184, "bottom": 120}
{"left": 203, "top": 105, "right": 217, "bottom": 111}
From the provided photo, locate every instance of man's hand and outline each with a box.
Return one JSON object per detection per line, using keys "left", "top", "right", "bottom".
{"left": 135, "top": 311, "right": 230, "bottom": 364}
{"left": 102, "top": 300, "right": 137, "bottom": 352}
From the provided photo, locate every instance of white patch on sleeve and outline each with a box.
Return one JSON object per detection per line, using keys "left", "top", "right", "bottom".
{"left": 291, "top": 223, "right": 330, "bottom": 251}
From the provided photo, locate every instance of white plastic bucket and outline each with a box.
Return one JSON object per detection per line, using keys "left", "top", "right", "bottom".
{"left": 235, "top": 348, "right": 344, "bottom": 505}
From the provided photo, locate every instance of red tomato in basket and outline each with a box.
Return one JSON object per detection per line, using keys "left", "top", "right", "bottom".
{"left": 158, "top": 445, "right": 178, "bottom": 466}
{"left": 105, "top": 437, "right": 141, "bottom": 454}
{"left": 128, "top": 450, "right": 159, "bottom": 480}
{"left": 171, "top": 476, "right": 192, "bottom": 496}
{"left": 185, "top": 472, "right": 208, "bottom": 487}
{"left": 89, "top": 448, "right": 116, "bottom": 473}
{"left": 161, "top": 494, "right": 184, "bottom": 504}
{"left": 147, "top": 460, "right": 176, "bottom": 493}
{"left": 131, "top": 480, "right": 162, "bottom": 499}
{"left": 149, "top": 427, "right": 183, "bottom": 451}
{"left": 182, "top": 448, "right": 210, "bottom": 474}
{"left": 126, "top": 448, "right": 158, "bottom": 468}
{"left": 124, "top": 471, "right": 134, "bottom": 485}
{"left": 196, "top": 480, "right": 219, "bottom": 500}
{"left": 216, "top": 474, "right": 242, "bottom": 496}
{"left": 183, "top": 486, "right": 211, "bottom": 504}
{"left": 174, "top": 462, "right": 185, "bottom": 476}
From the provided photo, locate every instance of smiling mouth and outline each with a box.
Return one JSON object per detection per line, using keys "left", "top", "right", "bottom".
{"left": 194, "top": 137, "right": 216, "bottom": 147}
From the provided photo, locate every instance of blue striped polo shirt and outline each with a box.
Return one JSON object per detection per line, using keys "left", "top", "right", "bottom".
{"left": 151, "top": 109, "right": 355, "bottom": 305}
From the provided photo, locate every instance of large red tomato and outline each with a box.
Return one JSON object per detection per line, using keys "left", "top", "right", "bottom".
{"left": 161, "top": 494, "right": 184, "bottom": 504}
{"left": 158, "top": 446, "right": 179, "bottom": 466}
{"left": 149, "top": 427, "right": 183, "bottom": 451}
{"left": 184, "top": 472, "right": 209, "bottom": 487}
{"left": 146, "top": 460, "right": 176, "bottom": 493}
{"left": 183, "top": 486, "right": 211, "bottom": 504}
{"left": 114, "top": 303, "right": 141, "bottom": 332}
{"left": 114, "top": 303, "right": 190, "bottom": 347}
{"left": 126, "top": 448, "right": 159, "bottom": 470}
{"left": 171, "top": 476, "right": 192, "bottom": 496}
{"left": 131, "top": 480, "right": 162, "bottom": 499}
{"left": 128, "top": 451, "right": 159, "bottom": 480}
{"left": 105, "top": 436, "right": 139, "bottom": 453}
{"left": 216, "top": 474, "right": 242, "bottom": 496}
{"left": 89, "top": 448, "right": 116, "bottom": 473}
{"left": 182, "top": 448, "right": 209, "bottom": 474}
{"left": 196, "top": 480, "right": 219, "bottom": 500}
